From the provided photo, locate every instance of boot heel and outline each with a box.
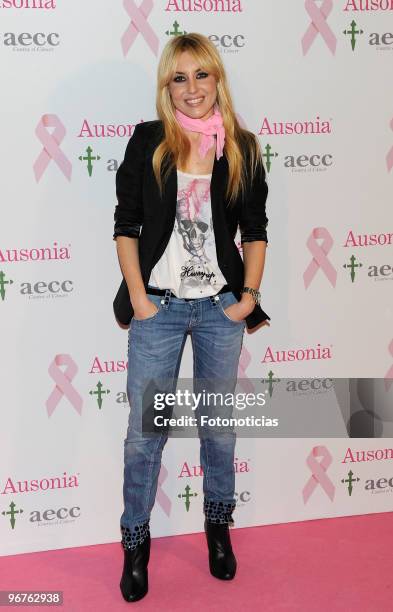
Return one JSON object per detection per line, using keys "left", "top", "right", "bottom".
{"left": 204, "top": 519, "right": 237, "bottom": 580}
{"left": 120, "top": 528, "right": 150, "bottom": 602}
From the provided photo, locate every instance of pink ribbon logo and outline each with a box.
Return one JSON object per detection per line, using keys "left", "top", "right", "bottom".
{"left": 386, "top": 117, "right": 393, "bottom": 173}
{"left": 46, "top": 354, "right": 83, "bottom": 417}
{"left": 385, "top": 338, "right": 393, "bottom": 392}
{"left": 121, "top": 0, "right": 159, "bottom": 57}
{"left": 302, "top": 0, "right": 337, "bottom": 55}
{"left": 33, "top": 114, "right": 72, "bottom": 182}
{"left": 238, "top": 346, "right": 255, "bottom": 394}
{"left": 302, "top": 445, "right": 335, "bottom": 503}
{"left": 303, "top": 227, "right": 337, "bottom": 288}
{"left": 157, "top": 463, "right": 171, "bottom": 516}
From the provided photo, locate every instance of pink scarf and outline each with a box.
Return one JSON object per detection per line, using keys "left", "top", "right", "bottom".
{"left": 175, "top": 104, "right": 225, "bottom": 160}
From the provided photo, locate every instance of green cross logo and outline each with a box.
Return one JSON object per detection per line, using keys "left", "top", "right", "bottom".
{"left": 79, "top": 146, "right": 101, "bottom": 177}
{"left": 177, "top": 485, "right": 198, "bottom": 512}
{"left": 343, "top": 20, "right": 364, "bottom": 51}
{"left": 89, "top": 381, "right": 110, "bottom": 409}
{"left": 262, "top": 144, "right": 278, "bottom": 173}
{"left": 343, "top": 255, "right": 363, "bottom": 283}
{"left": 261, "top": 370, "right": 280, "bottom": 398}
{"left": 165, "top": 21, "right": 187, "bottom": 37}
{"left": 341, "top": 470, "right": 360, "bottom": 496}
{"left": 2, "top": 501, "right": 23, "bottom": 529}
{"left": 0, "top": 270, "right": 13, "bottom": 301}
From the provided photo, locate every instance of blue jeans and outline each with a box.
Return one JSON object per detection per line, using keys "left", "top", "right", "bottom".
{"left": 120, "top": 288, "right": 246, "bottom": 551}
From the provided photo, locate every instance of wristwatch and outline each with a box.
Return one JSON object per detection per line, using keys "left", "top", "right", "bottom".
{"left": 241, "top": 286, "right": 261, "bottom": 306}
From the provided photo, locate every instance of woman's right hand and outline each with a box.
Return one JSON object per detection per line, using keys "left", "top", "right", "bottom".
{"left": 132, "top": 296, "right": 159, "bottom": 321}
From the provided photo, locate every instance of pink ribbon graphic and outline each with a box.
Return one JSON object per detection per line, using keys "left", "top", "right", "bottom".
{"left": 303, "top": 227, "right": 337, "bottom": 288}
{"left": 238, "top": 346, "right": 255, "bottom": 394}
{"left": 46, "top": 354, "right": 83, "bottom": 417}
{"left": 302, "top": 445, "right": 335, "bottom": 503}
{"left": 33, "top": 114, "right": 72, "bottom": 182}
{"left": 121, "top": 0, "right": 159, "bottom": 57}
{"left": 385, "top": 338, "right": 393, "bottom": 392}
{"left": 386, "top": 118, "right": 393, "bottom": 172}
{"left": 157, "top": 463, "right": 171, "bottom": 516}
{"left": 302, "top": 0, "right": 337, "bottom": 56}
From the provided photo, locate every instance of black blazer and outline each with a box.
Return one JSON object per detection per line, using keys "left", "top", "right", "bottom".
{"left": 113, "top": 120, "right": 270, "bottom": 331}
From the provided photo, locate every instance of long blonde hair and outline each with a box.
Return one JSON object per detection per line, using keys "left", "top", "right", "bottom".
{"left": 153, "top": 32, "right": 264, "bottom": 207}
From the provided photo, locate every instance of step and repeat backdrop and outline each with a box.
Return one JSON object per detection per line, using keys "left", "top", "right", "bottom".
{"left": 1, "top": 0, "right": 392, "bottom": 556}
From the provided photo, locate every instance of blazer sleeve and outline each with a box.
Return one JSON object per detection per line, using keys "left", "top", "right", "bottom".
{"left": 238, "top": 150, "right": 269, "bottom": 244}
{"left": 113, "top": 122, "right": 145, "bottom": 240}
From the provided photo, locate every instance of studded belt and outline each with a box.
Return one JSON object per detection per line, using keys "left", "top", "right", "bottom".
{"left": 146, "top": 284, "right": 231, "bottom": 301}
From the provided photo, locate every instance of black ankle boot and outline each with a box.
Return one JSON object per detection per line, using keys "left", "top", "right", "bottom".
{"left": 120, "top": 533, "right": 150, "bottom": 602}
{"left": 204, "top": 519, "right": 237, "bottom": 580}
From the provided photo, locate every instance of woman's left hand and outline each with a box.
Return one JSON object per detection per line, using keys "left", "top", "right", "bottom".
{"left": 223, "top": 294, "right": 256, "bottom": 322}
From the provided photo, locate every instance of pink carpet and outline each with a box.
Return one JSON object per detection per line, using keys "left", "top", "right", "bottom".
{"left": 1, "top": 512, "right": 392, "bottom": 611}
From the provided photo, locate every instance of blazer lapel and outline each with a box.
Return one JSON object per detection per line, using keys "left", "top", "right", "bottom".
{"left": 162, "top": 163, "right": 178, "bottom": 220}
{"left": 211, "top": 152, "right": 228, "bottom": 208}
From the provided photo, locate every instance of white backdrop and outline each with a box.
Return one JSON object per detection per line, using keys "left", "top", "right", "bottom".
{"left": 1, "top": 0, "right": 393, "bottom": 556}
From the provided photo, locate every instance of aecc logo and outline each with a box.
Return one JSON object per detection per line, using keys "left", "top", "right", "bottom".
{"left": 3, "top": 32, "right": 60, "bottom": 48}
{"left": 209, "top": 33, "right": 245, "bottom": 50}
{"left": 0, "top": 273, "right": 74, "bottom": 301}
{"left": 21, "top": 280, "right": 73, "bottom": 297}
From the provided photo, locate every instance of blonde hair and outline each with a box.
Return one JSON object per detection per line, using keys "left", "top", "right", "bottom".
{"left": 153, "top": 32, "right": 264, "bottom": 207}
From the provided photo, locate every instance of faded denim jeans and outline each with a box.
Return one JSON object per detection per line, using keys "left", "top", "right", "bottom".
{"left": 120, "top": 288, "right": 246, "bottom": 550}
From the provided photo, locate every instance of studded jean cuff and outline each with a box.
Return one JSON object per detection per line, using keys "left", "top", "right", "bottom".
{"left": 203, "top": 498, "right": 236, "bottom": 525}
{"left": 120, "top": 520, "right": 150, "bottom": 551}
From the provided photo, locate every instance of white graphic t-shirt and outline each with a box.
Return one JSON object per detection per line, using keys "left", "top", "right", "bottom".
{"left": 148, "top": 169, "right": 227, "bottom": 298}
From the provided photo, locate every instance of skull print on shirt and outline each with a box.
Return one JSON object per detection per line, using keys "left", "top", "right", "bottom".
{"left": 148, "top": 170, "right": 227, "bottom": 298}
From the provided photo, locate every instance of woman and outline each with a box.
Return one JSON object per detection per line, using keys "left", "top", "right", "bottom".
{"left": 113, "top": 32, "right": 270, "bottom": 603}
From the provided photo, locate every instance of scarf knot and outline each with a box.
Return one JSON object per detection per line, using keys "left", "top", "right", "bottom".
{"left": 175, "top": 104, "right": 225, "bottom": 160}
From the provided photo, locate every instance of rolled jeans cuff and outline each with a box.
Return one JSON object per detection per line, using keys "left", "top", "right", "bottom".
{"left": 120, "top": 520, "right": 150, "bottom": 550}
{"left": 203, "top": 498, "right": 236, "bottom": 525}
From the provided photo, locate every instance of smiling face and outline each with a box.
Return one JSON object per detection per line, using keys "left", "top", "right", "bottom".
{"left": 168, "top": 50, "right": 217, "bottom": 121}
